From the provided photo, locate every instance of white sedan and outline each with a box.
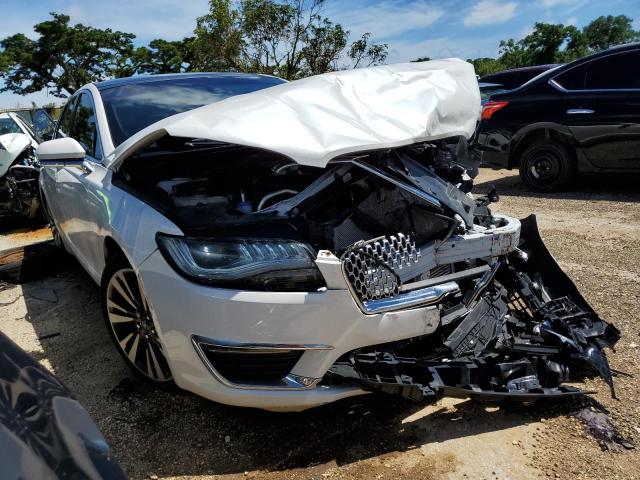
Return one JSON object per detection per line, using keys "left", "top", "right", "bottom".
{"left": 37, "top": 62, "right": 619, "bottom": 411}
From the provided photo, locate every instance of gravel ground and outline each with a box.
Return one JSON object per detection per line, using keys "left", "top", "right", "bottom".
{"left": 0, "top": 168, "right": 638, "bottom": 480}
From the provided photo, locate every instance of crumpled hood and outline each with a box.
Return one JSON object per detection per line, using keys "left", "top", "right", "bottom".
{"left": 108, "top": 59, "right": 480, "bottom": 169}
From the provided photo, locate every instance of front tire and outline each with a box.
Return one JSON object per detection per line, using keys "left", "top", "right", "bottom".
{"left": 101, "top": 256, "right": 173, "bottom": 383}
{"left": 518, "top": 140, "right": 575, "bottom": 192}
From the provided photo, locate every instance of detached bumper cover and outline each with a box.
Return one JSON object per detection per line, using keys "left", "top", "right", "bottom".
{"left": 330, "top": 215, "right": 620, "bottom": 401}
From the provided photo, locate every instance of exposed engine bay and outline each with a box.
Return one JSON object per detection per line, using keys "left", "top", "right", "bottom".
{"left": 115, "top": 134, "right": 620, "bottom": 401}
{"left": 0, "top": 136, "right": 40, "bottom": 219}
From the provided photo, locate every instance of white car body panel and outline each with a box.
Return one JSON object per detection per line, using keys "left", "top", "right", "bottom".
{"left": 107, "top": 59, "right": 480, "bottom": 169}
{"left": 0, "top": 133, "right": 33, "bottom": 177}
{"left": 38, "top": 61, "right": 494, "bottom": 410}
{"left": 0, "top": 112, "right": 39, "bottom": 143}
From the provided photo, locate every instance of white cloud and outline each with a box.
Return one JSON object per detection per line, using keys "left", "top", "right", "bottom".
{"left": 463, "top": 0, "right": 518, "bottom": 27}
{"left": 565, "top": 16, "right": 578, "bottom": 25}
{"left": 327, "top": 1, "right": 444, "bottom": 40}
{"left": 48, "top": 0, "right": 209, "bottom": 42}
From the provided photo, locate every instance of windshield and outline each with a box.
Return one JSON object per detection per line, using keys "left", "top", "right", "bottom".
{"left": 101, "top": 75, "right": 286, "bottom": 147}
{"left": 0, "top": 116, "right": 23, "bottom": 135}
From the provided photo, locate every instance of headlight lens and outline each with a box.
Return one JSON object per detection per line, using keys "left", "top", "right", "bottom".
{"left": 156, "top": 234, "right": 325, "bottom": 291}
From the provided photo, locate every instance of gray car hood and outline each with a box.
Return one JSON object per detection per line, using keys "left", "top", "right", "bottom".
{"left": 107, "top": 59, "right": 480, "bottom": 169}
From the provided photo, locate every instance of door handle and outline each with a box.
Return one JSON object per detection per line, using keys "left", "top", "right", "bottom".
{"left": 567, "top": 108, "right": 594, "bottom": 115}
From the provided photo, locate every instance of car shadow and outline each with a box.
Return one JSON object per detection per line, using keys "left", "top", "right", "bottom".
{"left": 0, "top": 215, "right": 47, "bottom": 234}
{"left": 474, "top": 170, "right": 640, "bottom": 203}
{"left": 2, "top": 243, "right": 593, "bottom": 479}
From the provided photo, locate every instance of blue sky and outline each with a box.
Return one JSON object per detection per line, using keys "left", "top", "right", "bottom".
{"left": 1, "top": 0, "right": 638, "bottom": 107}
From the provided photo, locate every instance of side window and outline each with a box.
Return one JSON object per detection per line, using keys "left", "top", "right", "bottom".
{"left": 56, "top": 96, "right": 79, "bottom": 139}
{"left": 584, "top": 51, "right": 640, "bottom": 90}
{"left": 71, "top": 93, "right": 103, "bottom": 161}
{"left": 553, "top": 63, "right": 588, "bottom": 90}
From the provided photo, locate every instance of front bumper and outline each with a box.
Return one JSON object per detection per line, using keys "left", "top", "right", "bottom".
{"left": 136, "top": 215, "right": 522, "bottom": 411}
{"left": 137, "top": 250, "right": 445, "bottom": 411}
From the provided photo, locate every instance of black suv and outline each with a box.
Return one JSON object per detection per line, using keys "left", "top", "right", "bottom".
{"left": 478, "top": 43, "right": 640, "bottom": 191}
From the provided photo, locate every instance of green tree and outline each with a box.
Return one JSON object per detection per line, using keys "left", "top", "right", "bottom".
{"left": 473, "top": 15, "right": 639, "bottom": 75}
{"left": 134, "top": 38, "right": 196, "bottom": 74}
{"left": 497, "top": 23, "right": 576, "bottom": 68}
{"left": 497, "top": 38, "right": 531, "bottom": 69}
{"left": 0, "top": 12, "right": 137, "bottom": 97}
{"left": 191, "top": 0, "right": 388, "bottom": 79}
{"left": 300, "top": 19, "right": 348, "bottom": 75}
{"left": 191, "top": 0, "right": 245, "bottom": 71}
{"left": 583, "top": 15, "right": 639, "bottom": 51}
{"left": 520, "top": 23, "right": 575, "bottom": 65}
{"left": 347, "top": 32, "right": 388, "bottom": 69}
{"left": 468, "top": 57, "right": 505, "bottom": 76}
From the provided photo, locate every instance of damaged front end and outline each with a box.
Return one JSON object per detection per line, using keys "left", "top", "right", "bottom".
{"left": 116, "top": 131, "right": 620, "bottom": 403}
{"left": 331, "top": 214, "right": 621, "bottom": 401}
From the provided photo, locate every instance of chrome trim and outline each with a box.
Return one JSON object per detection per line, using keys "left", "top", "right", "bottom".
{"left": 352, "top": 160, "right": 442, "bottom": 209}
{"left": 191, "top": 335, "right": 327, "bottom": 391}
{"left": 566, "top": 109, "right": 594, "bottom": 115}
{"left": 194, "top": 338, "right": 334, "bottom": 351}
{"left": 548, "top": 78, "right": 568, "bottom": 93}
{"left": 361, "top": 281, "right": 459, "bottom": 314}
{"left": 399, "top": 265, "right": 490, "bottom": 292}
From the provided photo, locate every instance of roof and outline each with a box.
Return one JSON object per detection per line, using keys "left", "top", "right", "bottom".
{"left": 106, "top": 59, "right": 481, "bottom": 170}
{"left": 519, "top": 42, "right": 640, "bottom": 89}
{"left": 94, "top": 72, "right": 282, "bottom": 91}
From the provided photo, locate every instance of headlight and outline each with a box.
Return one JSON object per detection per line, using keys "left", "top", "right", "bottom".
{"left": 156, "top": 234, "right": 325, "bottom": 291}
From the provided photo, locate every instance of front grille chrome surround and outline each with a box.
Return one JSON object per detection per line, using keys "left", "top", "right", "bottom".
{"left": 362, "top": 281, "right": 460, "bottom": 314}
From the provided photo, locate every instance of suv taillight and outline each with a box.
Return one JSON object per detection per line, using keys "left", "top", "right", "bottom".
{"left": 481, "top": 101, "right": 509, "bottom": 120}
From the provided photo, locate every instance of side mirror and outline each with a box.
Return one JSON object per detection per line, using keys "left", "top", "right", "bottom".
{"left": 36, "top": 138, "right": 86, "bottom": 168}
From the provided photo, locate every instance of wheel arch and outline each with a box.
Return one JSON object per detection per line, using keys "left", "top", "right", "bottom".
{"left": 508, "top": 123, "right": 577, "bottom": 169}
{"left": 103, "top": 236, "right": 130, "bottom": 268}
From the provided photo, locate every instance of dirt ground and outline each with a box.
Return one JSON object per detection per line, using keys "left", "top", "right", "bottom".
{"left": 1, "top": 168, "right": 639, "bottom": 480}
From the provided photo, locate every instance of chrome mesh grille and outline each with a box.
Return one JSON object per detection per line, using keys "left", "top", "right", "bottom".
{"left": 342, "top": 233, "right": 421, "bottom": 302}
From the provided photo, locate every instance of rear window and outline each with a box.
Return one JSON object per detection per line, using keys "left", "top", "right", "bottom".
{"left": 101, "top": 75, "right": 286, "bottom": 147}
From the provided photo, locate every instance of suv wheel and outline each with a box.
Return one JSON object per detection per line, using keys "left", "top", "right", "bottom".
{"left": 518, "top": 140, "right": 575, "bottom": 191}
{"left": 101, "top": 256, "right": 173, "bottom": 383}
